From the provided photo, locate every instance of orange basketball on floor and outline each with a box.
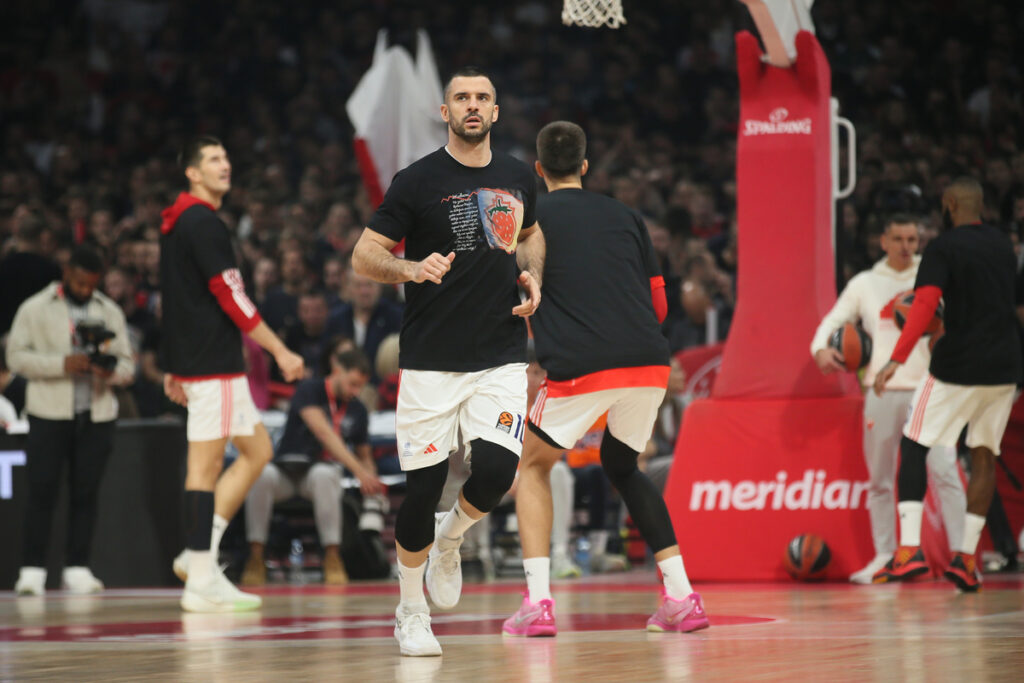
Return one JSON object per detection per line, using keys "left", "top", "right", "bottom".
{"left": 829, "top": 322, "right": 872, "bottom": 371}
{"left": 893, "top": 292, "right": 944, "bottom": 335}
{"left": 783, "top": 534, "right": 831, "bottom": 581}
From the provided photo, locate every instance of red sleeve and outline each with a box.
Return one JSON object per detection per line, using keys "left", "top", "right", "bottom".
{"left": 650, "top": 276, "right": 667, "bottom": 324}
{"left": 208, "top": 268, "right": 262, "bottom": 333}
{"left": 891, "top": 285, "right": 941, "bottom": 363}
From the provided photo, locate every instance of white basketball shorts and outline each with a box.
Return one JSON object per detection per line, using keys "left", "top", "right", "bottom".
{"left": 180, "top": 375, "right": 260, "bottom": 443}
{"left": 530, "top": 380, "right": 667, "bottom": 454}
{"left": 396, "top": 363, "right": 528, "bottom": 471}
{"left": 903, "top": 374, "right": 1016, "bottom": 454}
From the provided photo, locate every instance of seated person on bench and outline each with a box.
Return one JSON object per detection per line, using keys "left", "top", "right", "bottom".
{"left": 242, "top": 349, "right": 383, "bottom": 585}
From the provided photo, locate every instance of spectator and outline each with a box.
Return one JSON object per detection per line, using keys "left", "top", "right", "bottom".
{"left": 326, "top": 268, "right": 403, "bottom": 381}
{"left": 280, "top": 290, "right": 333, "bottom": 381}
{"left": 241, "top": 349, "right": 381, "bottom": 586}
{"left": 0, "top": 214, "right": 62, "bottom": 336}
{"left": 260, "top": 247, "right": 309, "bottom": 334}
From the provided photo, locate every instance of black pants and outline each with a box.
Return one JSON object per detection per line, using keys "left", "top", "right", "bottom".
{"left": 22, "top": 414, "right": 114, "bottom": 567}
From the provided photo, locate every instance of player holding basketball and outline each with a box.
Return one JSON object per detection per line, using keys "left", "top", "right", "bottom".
{"left": 351, "top": 67, "right": 544, "bottom": 656}
{"left": 502, "top": 121, "right": 707, "bottom": 637}
{"left": 161, "top": 136, "right": 305, "bottom": 612}
{"left": 874, "top": 177, "right": 1022, "bottom": 591}
{"left": 811, "top": 215, "right": 966, "bottom": 584}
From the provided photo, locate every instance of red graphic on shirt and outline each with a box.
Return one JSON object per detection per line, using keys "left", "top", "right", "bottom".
{"left": 487, "top": 196, "right": 517, "bottom": 244}
{"left": 879, "top": 290, "right": 913, "bottom": 321}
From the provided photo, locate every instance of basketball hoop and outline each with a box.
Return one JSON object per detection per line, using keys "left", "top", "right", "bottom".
{"left": 562, "top": 0, "right": 626, "bottom": 29}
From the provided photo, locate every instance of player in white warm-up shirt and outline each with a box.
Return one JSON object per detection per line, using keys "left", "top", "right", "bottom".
{"left": 811, "top": 215, "right": 965, "bottom": 584}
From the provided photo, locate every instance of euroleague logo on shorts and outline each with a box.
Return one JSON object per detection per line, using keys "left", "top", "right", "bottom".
{"left": 495, "top": 411, "right": 515, "bottom": 433}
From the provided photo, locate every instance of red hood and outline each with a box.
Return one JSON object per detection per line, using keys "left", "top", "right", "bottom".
{"left": 161, "top": 192, "right": 216, "bottom": 234}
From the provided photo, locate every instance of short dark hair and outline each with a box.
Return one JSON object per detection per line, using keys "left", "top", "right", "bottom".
{"left": 443, "top": 66, "right": 495, "bottom": 101}
{"left": 883, "top": 213, "right": 919, "bottom": 232}
{"left": 334, "top": 348, "right": 371, "bottom": 376}
{"left": 68, "top": 245, "right": 104, "bottom": 274}
{"left": 536, "top": 121, "right": 587, "bottom": 178}
{"left": 178, "top": 135, "right": 224, "bottom": 173}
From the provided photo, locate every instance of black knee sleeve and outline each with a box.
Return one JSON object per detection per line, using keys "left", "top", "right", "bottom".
{"left": 395, "top": 459, "right": 448, "bottom": 552}
{"left": 897, "top": 436, "right": 929, "bottom": 502}
{"left": 462, "top": 439, "right": 519, "bottom": 513}
{"left": 600, "top": 428, "right": 677, "bottom": 553}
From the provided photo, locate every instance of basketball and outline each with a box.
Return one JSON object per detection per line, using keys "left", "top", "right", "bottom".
{"left": 783, "top": 534, "right": 831, "bottom": 581}
{"left": 828, "top": 322, "right": 872, "bottom": 371}
{"left": 893, "top": 292, "right": 944, "bottom": 335}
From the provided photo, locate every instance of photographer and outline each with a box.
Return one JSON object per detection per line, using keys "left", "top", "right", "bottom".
{"left": 6, "top": 246, "right": 134, "bottom": 595}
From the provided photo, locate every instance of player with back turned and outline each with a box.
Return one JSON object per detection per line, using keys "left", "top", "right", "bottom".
{"left": 874, "top": 177, "right": 1022, "bottom": 591}
{"left": 502, "top": 121, "right": 708, "bottom": 637}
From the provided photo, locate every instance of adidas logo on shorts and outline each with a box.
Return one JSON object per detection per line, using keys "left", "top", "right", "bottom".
{"left": 423, "top": 444, "right": 438, "bottom": 455}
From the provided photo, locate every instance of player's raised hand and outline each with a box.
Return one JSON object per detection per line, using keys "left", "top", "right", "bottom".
{"left": 276, "top": 348, "right": 306, "bottom": 382}
{"left": 412, "top": 252, "right": 455, "bottom": 284}
{"left": 513, "top": 271, "right": 541, "bottom": 317}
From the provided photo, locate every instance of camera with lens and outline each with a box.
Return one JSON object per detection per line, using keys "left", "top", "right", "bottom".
{"left": 76, "top": 321, "right": 118, "bottom": 372}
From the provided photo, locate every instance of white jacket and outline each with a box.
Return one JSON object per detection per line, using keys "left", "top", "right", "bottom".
{"left": 6, "top": 282, "right": 135, "bottom": 421}
{"left": 810, "top": 256, "right": 931, "bottom": 391}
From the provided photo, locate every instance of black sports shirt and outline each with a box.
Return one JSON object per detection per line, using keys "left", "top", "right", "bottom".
{"left": 531, "top": 188, "right": 669, "bottom": 381}
{"left": 915, "top": 223, "right": 1023, "bottom": 385}
{"left": 369, "top": 147, "right": 537, "bottom": 372}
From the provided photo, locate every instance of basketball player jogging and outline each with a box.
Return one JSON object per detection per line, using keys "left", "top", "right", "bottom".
{"left": 351, "top": 67, "right": 544, "bottom": 657}
{"left": 810, "top": 215, "right": 966, "bottom": 584}
{"left": 502, "top": 121, "right": 708, "bottom": 638}
{"left": 160, "top": 136, "right": 305, "bottom": 612}
{"left": 874, "top": 177, "right": 1022, "bottom": 592}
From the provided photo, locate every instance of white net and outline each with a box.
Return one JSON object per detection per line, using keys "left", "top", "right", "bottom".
{"left": 562, "top": 0, "right": 626, "bottom": 29}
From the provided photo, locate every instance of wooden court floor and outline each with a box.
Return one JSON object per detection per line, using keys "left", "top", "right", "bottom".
{"left": 2, "top": 571, "right": 1023, "bottom": 682}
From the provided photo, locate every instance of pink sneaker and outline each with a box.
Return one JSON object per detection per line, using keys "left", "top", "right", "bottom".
{"left": 646, "top": 592, "right": 709, "bottom": 633}
{"left": 502, "top": 595, "right": 556, "bottom": 637}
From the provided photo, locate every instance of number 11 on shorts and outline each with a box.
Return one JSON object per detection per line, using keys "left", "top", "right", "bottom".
{"left": 514, "top": 414, "right": 524, "bottom": 443}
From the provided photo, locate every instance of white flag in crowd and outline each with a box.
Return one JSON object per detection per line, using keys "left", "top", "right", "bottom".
{"left": 346, "top": 30, "right": 447, "bottom": 207}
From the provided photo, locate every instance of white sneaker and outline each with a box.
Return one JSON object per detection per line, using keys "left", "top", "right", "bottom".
{"left": 551, "top": 553, "right": 582, "bottom": 579}
{"left": 62, "top": 566, "right": 104, "bottom": 594}
{"left": 394, "top": 603, "right": 442, "bottom": 656}
{"left": 181, "top": 570, "right": 262, "bottom": 613}
{"left": 426, "top": 512, "right": 463, "bottom": 610}
{"left": 173, "top": 549, "right": 190, "bottom": 582}
{"left": 15, "top": 567, "right": 46, "bottom": 596}
{"left": 850, "top": 554, "right": 891, "bottom": 584}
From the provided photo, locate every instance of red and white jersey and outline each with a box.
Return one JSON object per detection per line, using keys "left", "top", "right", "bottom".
{"left": 811, "top": 256, "right": 931, "bottom": 391}
{"left": 159, "top": 192, "right": 262, "bottom": 379}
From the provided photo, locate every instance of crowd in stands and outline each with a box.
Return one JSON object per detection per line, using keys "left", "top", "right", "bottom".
{"left": 1, "top": 0, "right": 1022, "bottom": 413}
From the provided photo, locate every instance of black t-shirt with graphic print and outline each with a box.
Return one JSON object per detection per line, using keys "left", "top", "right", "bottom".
{"left": 531, "top": 188, "right": 670, "bottom": 381}
{"left": 276, "top": 377, "right": 369, "bottom": 462}
{"left": 370, "top": 147, "right": 537, "bottom": 372}
{"left": 914, "top": 223, "right": 1023, "bottom": 385}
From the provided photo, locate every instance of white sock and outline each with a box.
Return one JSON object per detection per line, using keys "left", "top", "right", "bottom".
{"left": 437, "top": 500, "right": 477, "bottom": 549}
{"left": 898, "top": 501, "right": 924, "bottom": 547}
{"left": 211, "top": 514, "right": 229, "bottom": 552}
{"left": 188, "top": 550, "right": 214, "bottom": 584}
{"left": 589, "top": 530, "right": 609, "bottom": 556}
{"left": 397, "top": 559, "right": 428, "bottom": 608}
{"left": 958, "top": 513, "right": 987, "bottom": 554}
{"left": 658, "top": 555, "right": 693, "bottom": 601}
{"left": 524, "top": 557, "right": 551, "bottom": 603}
